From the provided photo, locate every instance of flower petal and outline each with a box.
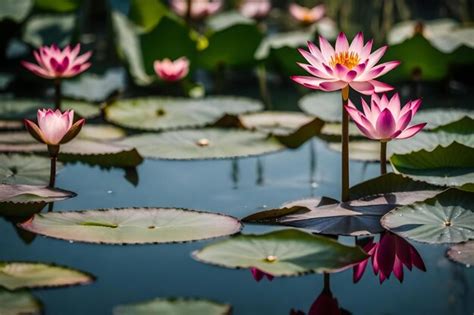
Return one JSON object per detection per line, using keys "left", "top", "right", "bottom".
{"left": 318, "top": 36, "right": 335, "bottom": 63}
{"left": 349, "top": 32, "right": 364, "bottom": 54}
{"left": 349, "top": 81, "right": 374, "bottom": 95}
{"left": 369, "top": 80, "right": 394, "bottom": 93}
{"left": 335, "top": 32, "right": 349, "bottom": 53}
{"left": 376, "top": 108, "right": 397, "bottom": 139}
{"left": 395, "top": 123, "right": 426, "bottom": 139}
{"left": 319, "top": 80, "right": 347, "bottom": 91}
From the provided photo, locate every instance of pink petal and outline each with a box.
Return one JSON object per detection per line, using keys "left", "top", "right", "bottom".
{"left": 318, "top": 36, "right": 335, "bottom": 63}
{"left": 367, "top": 46, "right": 388, "bottom": 68}
{"left": 291, "top": 76, "right": 327, "bottom": 89}
{"left": 410, "top": 99, "right": 422, "bottom": 115}
{"left": 319, "top": 80, "right": 347, "bottom": 91}
{"left": 410, "top": 246, "right": 426, "bottom": 272}
{"left": 376, "top": 233, "right": 396, "bottom": 281}
{"left": 349, "top": 81, "right": 374, "bottom": 95}
{"left": 307, "top": 41, "right": 324, "bottom": 60}
{"left": 251, "top": 268, "right": 263, "bottom": 282}
{"left": 349, "top": 32, "right": 364, "bottom": 54}
{"left": 335, "top": 32, "right": 349, "bottom": 53}
{"left": 388, "top": 93, "right": 401, "bottom": 118}
{"left": 395, "top": 123, "right": 426, "bottom": 139}
{"left": 359, "top": 39, "right": 373, "bottom": 61}
{"left": 393, "top": 256, "right": 404, "bottom": 282}
{"left": 376, "top": 108, "right": 397, "bottom": 139}
{"left": 395, "top": 235, "right": 413, "bottom": 270}
{"left": 297, "top": 63, "right": 331, "bottom": 79}
{"left": 345, "top": 70, "right": 357, "bottom": 81}
{"left": 395, "top": 110, "right": 412, "bottom": 132}
{"left": 334, "top": 63, "right": 349, "bottom": 79}
{"left": 369, "top": 80, "right": 394, "bottom": 93}
{"left": 21, "top": 61, "right": 51, "bottom": 78}
{"left": 369, "top": 61, "right": 400, "bottom": 79}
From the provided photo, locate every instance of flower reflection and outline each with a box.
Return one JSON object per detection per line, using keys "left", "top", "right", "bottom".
{"left": 250, "top": 267, "right": 273, "bottom": 282}
{"left": 354, "top": 232, "right": 426, "bottom": 284}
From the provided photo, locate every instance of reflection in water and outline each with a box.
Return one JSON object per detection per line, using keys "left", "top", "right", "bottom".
{"left": 353, "top": 232, "right": 426, "bottom": 283}
{"left": 256, "top": 158, "right": 264, "bottom": 186}
{"left": 231, "top": 159, "right": 240, "bottom": 189}
{"left": 250, "top": 267, "right": 273, "bottom": 282}
{"left": 309, "top": 140, "right": 318, "bottom": 196}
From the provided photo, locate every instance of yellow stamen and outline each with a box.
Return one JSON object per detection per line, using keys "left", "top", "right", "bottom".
{"left": 264, "top": 255, "right": 277, "bottom": 263}
{"left": 329, "top": 51, "right": 360, "bottom": 69}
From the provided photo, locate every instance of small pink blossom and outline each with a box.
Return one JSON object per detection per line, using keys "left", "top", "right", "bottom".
{"left": 250, "top": 268, "right": 273, "bottom": 282}
{"left": 154, "top": 57, "right": 190, "bottom": 82}
{"left": 345, "top": 93, "right": 426, "bottom": 141}
{"left": 24, "top": 109, "right": 85, "bottom": 146}
{"left": 240, "top": 0, "right": 271, "bottom": 19}
{"left": 289, "top": 3, "right": 325, "bottom": 25}
{"left": 170, "top": 0, "right": 222, "bottom": 20}
{"left": 353, "top": 233, "right": 426, "bottom": 284}
{"left": 22, "top": 44, "right": 92, "bottom": 79}
{"left": 291, "top": 32, "right": 400, "bottom": 95}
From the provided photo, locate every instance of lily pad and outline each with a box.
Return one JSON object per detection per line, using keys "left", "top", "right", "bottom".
{"left": 192, "top": 229, "right": 368, "bottom": 276}
{"left": 447, "top": 241, "right": 474, "bottom": 267}
{"left": 0, "top": 98, "right": 101, "bottom": 121}
{"left": 433, "top": 117, "right": 474, "bottom": 134}
{"left": 22, "top": 14, "right": 76, "bottom": 47}
{"left": 328, "top": 140, "right": 380, "bottom": 161}
{"left": 411, "top": 109, "right": 474, "bottom": 131}
{"left": 34, "top": 0, "right": 80, "bottom": 12}
{"left": 390, "top": 142, "right": 474, "bottom": 187}
{"left": 255, "top": 30, "right": 313, "bottom": 61}
{"left": 114, "top": 298, "right": 231, "bottom": 315}
{"left": 389, "top": 131, "right": 474, "bottom": 155}
{"left": 381, "top": 189, "right": 474, "bottom": 244}
{"left": 105, "top": 96, "right": 263, "bottom": 131}
{"left": 299, "top": 92, "right": 342, "bottom": 123}
{"left": 20, "top": 208, "right": 243, "bottom": 245}
{"left": 0, "top": 289, "right": 41, "bottom": 315}
{"left": 0, "top": 262, "right": 93, "bottom": 290}
{"left": 0, "top": 0, "right": 33, "bottom": 23}
{"left": 0, "top": 154, "right": 61, "bottom": 185}
{"left": 116, "top": 128, "right": 285, "bottom": 160}
{"left": 318, "top": 122, "right": 362, "bottom": 142}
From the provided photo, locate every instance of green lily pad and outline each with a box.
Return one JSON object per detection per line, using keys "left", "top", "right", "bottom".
{"left": 411, "top": 109, "right": 474, "bottom": 131}
{"left": 0, "top": 98, "right": 101, "bottom": 121}
{"left": 34, "top": 0, "right": 80, "bottom": 12}
{"left": 433, "top": 117, "right": 474, "bottom": 134}
{"left": 0, "top": 0, "right": 33, "bottom": 23}
{"left": 299, "top": 92, "right": 342, "bottom": 123}
{"left": 0, "top": 262, "right": 93, "bottom": 290}
{"left": 328, "top": 140, "right": 380, "bottom": 161}
{"left": 447, "top": 241, "right": 474, "bottom": 267}
{"left": 318, "top": 122, "right": 362, "bottom": 142}
{"left": 105, "top": 96, "right": 263, "bottom": 131}
{"left": 128, "top": 0, "right": 167, "bottom": 31}
{"left": 0, "top": 289, "right": 41, "bottom": 315}
{"left": 390, "top": 142, "right": 474, "bottom": 187}
{"left": 389, "top": 131, "right": 474, "bottom": 155}
{"left": 244, "top": 184, "right": 440, "bottom": 236}
{"left": 22, "top": 14, "right": 76, "bottom": 48}
{"left": 114, "top": 298, "right": 231, "bottom": 315}
{"left": 192, "top": 229, "right": 368, "bottom": 276}
{"left": 255, "top": 30, "right": 313, "bottom": 61}
{"left": 0, "top": 154, "right": 62, "bottom": 185}
{"left": 62, "top": 68, "right": 126, "bottom": 103}
{"left": 20, "top": 208, "right": 243, "bottom": 245}
{"left": 381, "top": 188, "right": 474, "bottom": 244}
{"left": 116, "top": 128, "right": 285, "bottom": 160}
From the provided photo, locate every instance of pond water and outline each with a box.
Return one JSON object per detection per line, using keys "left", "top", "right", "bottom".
{"left": 1, "top": 134, "right": 473, "bottom": 314}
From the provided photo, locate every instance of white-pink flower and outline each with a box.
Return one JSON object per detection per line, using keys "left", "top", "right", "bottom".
{"left": 291, "top": 32, "right": 400, "bottom": 95}
{"left": 240, "top": 0, "right": 271, "bottom": 19}
{"left": 22, "top": 44, "right": 92, "bottom": 79}
{"left": 154, "top": 57, "right": 190, "bottom": 82}
{"left": 289, "top": 3, "right": 325, "bottom": 24}
{"left": 24, "top": 109, "right": 85, "bottom": 146}
{"left": 170, "top": 0, "right": 222, "bottom": 20}
{"left": 345, "top": 93, "right": 426, "bottom": 141}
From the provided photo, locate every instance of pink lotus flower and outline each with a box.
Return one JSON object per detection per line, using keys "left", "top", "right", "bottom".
{"left": 22, "top": 44, "right": 92, "bottom": 79}
{"left": 353, "top": 232, "right": 426, "bottom": 284}
{"left": 24, "top": 109, "right": 85, "bottom": 146}
{"left": 154, "top": 57, "right": 190, "bottom": 82}
{"left": 170, "top": 0, "right": 222, "bottom": 20}
{"left": 345, "top": 93, "right": 426, "bottom": 141}
{"left": 250, "top": 268, "right": 273, "bottom": 282}
{"left": 289, "top": 3, "right": 325, "bottom": 25}
{"left": 291, "top": 32, "right": 400, "bottom": 95}
{"left": 290, "top": 289, "right": 342, "bottom": 315}
{"left": 240, "top": 0, "right": 271, "bottom": 19}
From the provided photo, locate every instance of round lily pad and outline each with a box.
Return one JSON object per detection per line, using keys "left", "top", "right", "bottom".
{"left": 447, "top": 241, "right": 474, "bottom": 267}
{"left": 105, "top": 96, "right": 263, "bottom": 131}
{"left": 381, "top": 189, "right": 474, "bottom": 244}
{"left": 389, "top": 131, "right": 474, "bottom": 155}
{"left": 192, "top": 229, "right": 367, "bottom": 276}
{"left": 239, "top": 111, "right": 314, "bottom": 136}
{"left": 0, "top": 154, "right": 62, "bottom": 185}
{"left": 116, "top": 128, "right": 285, "bottom": 160}
{"left": 390, "top": 142, "right": 474, "bottom": 187}
{"left": 299, "top": 92, "right": 342, "bottom": 123}
{"left": 22, "top": 13, "right": 76, "bottom": 48}
{"left": 114, "top": 298, "right": 231, "bottom": 315}
{"left": 255, "top": 30, "right": 313, "bottom": 60}
{"left": 328, "top": 140, "right": 380, "bottom": 162}
{"left": 0, "top": 289, "right": 41, "bottom": 315}
{"left": 318, "top": 122, "right": 362, "bottom": 142}
{"left": 0, "top": 0, "right": 33, "bottom": 23}
{"left": 20, "top": 208, "right": 243, "bottom": 245}
{"left": 0, "top": 262, "right": 93, "bottom": 290}
{"left": 411, "top": 109, "right": 474, "bottom": 131}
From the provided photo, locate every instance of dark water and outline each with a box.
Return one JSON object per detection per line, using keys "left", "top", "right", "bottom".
{"left": 1, "top": 138, "right": 473, "bottom": 315}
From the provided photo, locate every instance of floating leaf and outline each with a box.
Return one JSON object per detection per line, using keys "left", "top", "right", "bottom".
{"left": 114, "top": 298, "right": 231, "bottom": 315}
{"left": 433, "top": 116, "right": 474, "bottom": 134}
{"left": 0, "top": 154, "right": 61, "bottom": 185}
{"left": 328, "top": 140, "right": 379, "bottom": 161}
{"left": 318, "top": 122, "right": 362, "bottom": 142}
{"left": 255, "top": 30, "right": 312, "bottom": 60}
{"left": 34, "top": 0, "right": 80, "bottom": 12}
{"left": 105, "top": 96, "right": 263, "bottom": 131}
{"left": 411, "top": 109, "right": 474, "bottom": 130}
{"left": 0, "top": 289, "right": 41, "bottom": 315}
{"left": 117, "top": 128, "right": 285, "bottom": 160}
{"left": 20, "top": 208, "right": 243, "bottom": 245}
{"left": 389, "top": 131, "right": 474, "bottom": 155}
{"left": 0, "top": 262, "right": 93, "bottom": 290}
{"left": 390, "top": 142, "right": 474, "bottom": 187}
{"left": 128, "top": 0, "right": 167, "bottom": 31}
{"left": 192, "top": 229, "right": 368, "bottom": 276}
{"left": 447, "top": 241, "right": 474, "bottom": 266}
{"left": 381, "top": 189, "right": 474, "bottom": 244}
{"left": 22, "top": 14, "right": 76, "bottom": 47}
{"left": 0, "top": 0, "right": 33, "bottom": 23}
{"left": 299, "top": 92, "right": 341, "bottom": 122}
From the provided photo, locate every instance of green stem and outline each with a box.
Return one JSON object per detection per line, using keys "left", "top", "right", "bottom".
{"left": 380, "top": 141, "right": 387, "bottom": 175}
{"left": 54, "top": 79, "right": 62, "bottom": 110}
{"left": 341, "top": 86, "right": 350, "bottom": 202}
{"left": 257, "top": 64, "right": 272, "bottom": 110}
{"left": 323, "top": 273, "right": 330, "bottom": 291}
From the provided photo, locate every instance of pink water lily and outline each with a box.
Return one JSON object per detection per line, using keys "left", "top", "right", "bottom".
{"left": 291, "top": 32, "right": 400, "bottom": 95}
{"left": 250, "top": 268, "right": 273, "bottom": 282}
{"left": 24, "top": 109, "right": 85, "bottom": 146}
{"left": 345, "top": 93, "right": 426, "bottom": 141}
{"left": 240, "top": 0, "right": 271, "bottom": 19}
{"left": 289, "top": 3, "right": 325, "bottom": 25}
{"left": 353, "top": 233, "right": 426, "bottom": 284}
{"left": 170, "top": 0, "right": 222, "bottom": 20}
{"left": 154, "top": 57, "right": 190, "bottom": 82}
{"left": 22, "top": 44, "right": 92, "bottom": 79}
{"left": 290, "top": 288, "right": 342, "bottom": 315}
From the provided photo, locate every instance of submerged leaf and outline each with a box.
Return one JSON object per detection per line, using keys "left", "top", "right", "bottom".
{"left": 0, "top": 154, "right": 61, "bottom": 185}
{"left": 0, "top": 289, "right": 41, "bottom": 315}
{"left": 20, "top": 208, "right": 243, "bottom": 244}
{"left": 114, "top": 298, "right": 231, "bottom": 315}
